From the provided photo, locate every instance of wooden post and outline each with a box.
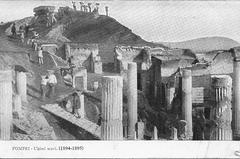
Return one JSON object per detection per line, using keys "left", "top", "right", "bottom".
{"left": 101, "top": 76, "right": 123, "bottom": 140}
{"left": 0, "top": 70, "right": 13, "bottom": 140}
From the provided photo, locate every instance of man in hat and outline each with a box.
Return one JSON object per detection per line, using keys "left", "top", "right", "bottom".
{"left": 72, "top": 92, "right": 81, "bottom": 118}
{"left": 11, "top": 23, "right": 16, "bottom": 37}
{"left": 40, "top": 75, "right": 49, "bottom": 101}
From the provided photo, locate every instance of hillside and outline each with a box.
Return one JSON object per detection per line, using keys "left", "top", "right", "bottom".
{"left": 61, "top": 12, "right": 166, "bottom": 63}
{"left": 159, "top": 37, "right": 240, "bottom": 53}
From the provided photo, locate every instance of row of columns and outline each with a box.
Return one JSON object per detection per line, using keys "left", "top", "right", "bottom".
{"left": 101, "top": 62, "right": 138, "bottom": 140}
{"left": 181, "top": 70, "right": 233, "bottom": 140}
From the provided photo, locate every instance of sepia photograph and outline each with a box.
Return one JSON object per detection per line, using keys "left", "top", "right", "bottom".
{"left": 0, "top": 0, "right": 240, "bottom": 157}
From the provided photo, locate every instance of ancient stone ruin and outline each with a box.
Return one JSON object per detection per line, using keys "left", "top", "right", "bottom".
{"left": 33, "top": 6, "right": 57, "bottom": 27}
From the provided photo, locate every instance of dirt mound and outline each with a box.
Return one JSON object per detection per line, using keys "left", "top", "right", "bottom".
{"left": 13, "top": 110, "right": 57, "bottom": 140}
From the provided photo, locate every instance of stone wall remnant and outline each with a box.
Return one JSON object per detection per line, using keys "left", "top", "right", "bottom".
{"left": 0, "top": 70, "right": 13, "bottom": 140}
{"left": 33, "top": 6, "right": 56, "bottom": 27}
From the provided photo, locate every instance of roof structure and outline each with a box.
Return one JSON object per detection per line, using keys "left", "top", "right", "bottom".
{"left": 66, "top": 42, "right": 98, "bottom": 50}
{"left": 114, "top": 45, "right": 147, "bottom": 62}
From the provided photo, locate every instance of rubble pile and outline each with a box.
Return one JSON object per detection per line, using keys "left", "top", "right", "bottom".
{"left": 13, "top": 110, "right": 57, "bottom": 140}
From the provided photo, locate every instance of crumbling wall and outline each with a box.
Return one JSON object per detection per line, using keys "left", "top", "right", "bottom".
{"left": 65, "top": 43, "right": 99, "bottom": 71}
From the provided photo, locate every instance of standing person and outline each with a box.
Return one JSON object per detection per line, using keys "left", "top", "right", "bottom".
{"left": 37, "top": 47, "right": 43, "bottom": 65}
{"left": 47, "top": 71, "right": 57, "bottom": 98}
{"left": 11, "top": 23, "right": 16, "bottom": 36}
{"left": 72, "top": 92, "right": 81, "bottom": 118}
{"left": 143, "top": 118, "right": 153, "bottom": 140}
{"left": 40, "top": 75, "right": 49, "bottom": 101}
{"left": 33, "top": 40, "right": 38, "bottom": 51}
{"left": 123, "top": 107, "right": 128, "bottom": 138}
{"left": 24, "top": 23, "right": 30, "bottom": 37}
{"left": 19, "top": 27, "right": 25, "bottom": 44}
{"left": 193, "top": 110, "right": 206, "bottom": 140}
{"left": 105, "top": 6, "right": 109, "bottom": 16}
{"left": 97, "top": 113, "right": 102, "bottom": 126}
{"left": 72, "top": 1, "right": 76, "bottom": 10}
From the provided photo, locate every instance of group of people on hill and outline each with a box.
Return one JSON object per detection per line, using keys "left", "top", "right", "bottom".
{"left": 71, "top": 1, "right": 109, "bottom": 16}
{"left": 11, "top": 23, "right": 30, "bottom": 43}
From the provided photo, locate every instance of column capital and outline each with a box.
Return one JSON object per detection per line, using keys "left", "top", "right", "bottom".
{"left": 230, "top": 46, "right": 240, "bottom": 61}
{"left": 0, "top": 70, "right": 13, "bottom": 82}
{"left": 211, "top": 76, "right": 232, "bottom": 88}
{"left": 182, "top": 69, "right": 191, "bottom": 78}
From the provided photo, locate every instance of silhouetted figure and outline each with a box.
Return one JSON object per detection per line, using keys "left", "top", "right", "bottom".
{"left": 72, "top": 1, "right": 76, "bottom": 10}
{"left": 88, "top": 3, "right": 92, "bottom": 12}
{"left": 97, "top": 113, "right": 102, "bottom": 126}
{"left": 83, "top": 5, "right": 88, "bottom": 12}
{"left": 193, "top": 110, "right": 206, "bottom": 140}
{"left": 24, "top": 23, "right": 30, "bottom": 37}
{"left": 95, "top": 3, "right": 100, "bottom": 12}
{"left": 105, "top": 6, "right": 109, "bottom": 16}
{"left": 72, "top": 92, "right": 81, "bottom": 118}
{"left": 79, "top": 2, "right": 84, "bottom": 11}
{"left": 11, "top": 23, "right": 16, "bottom": 36}
{"left": 40, "top": 75, "right": 49, "bottom": 101}
{"left": 37, "top": 47, "right": 43, "bottom": 65}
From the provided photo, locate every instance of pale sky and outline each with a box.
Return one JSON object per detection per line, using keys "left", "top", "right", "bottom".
{"left": 1, "top": 0, "right": 240, "bottom": 43}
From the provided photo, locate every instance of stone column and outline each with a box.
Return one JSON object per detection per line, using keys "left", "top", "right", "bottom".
{"left": 211, "top": 76, "right": 232, "bottom": 140}
{"left": 13, "top": 94, "right": 22, "bottom": 115}
{"left": 16, "top": 72, "right": 27, "bottom": 103}
{"left": 78, "top": 93, "right": 85, "bottom": 118}
{"left": 231, "top": 47, "right": 240, "bottom": 139}
{"left": 127, "top": 62, "right": 138, "bottom": 139}
{"left": 153, "top": 126, "right": 158, "bottom": 140}
{"left": 101, "top": 76, "right": 123, "bottom": 140}
{"left": 0, "top": 70, "right": 13, "bottom": 140}
{"left": 181, "top": 69, "right": 193, "bottom": 139}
